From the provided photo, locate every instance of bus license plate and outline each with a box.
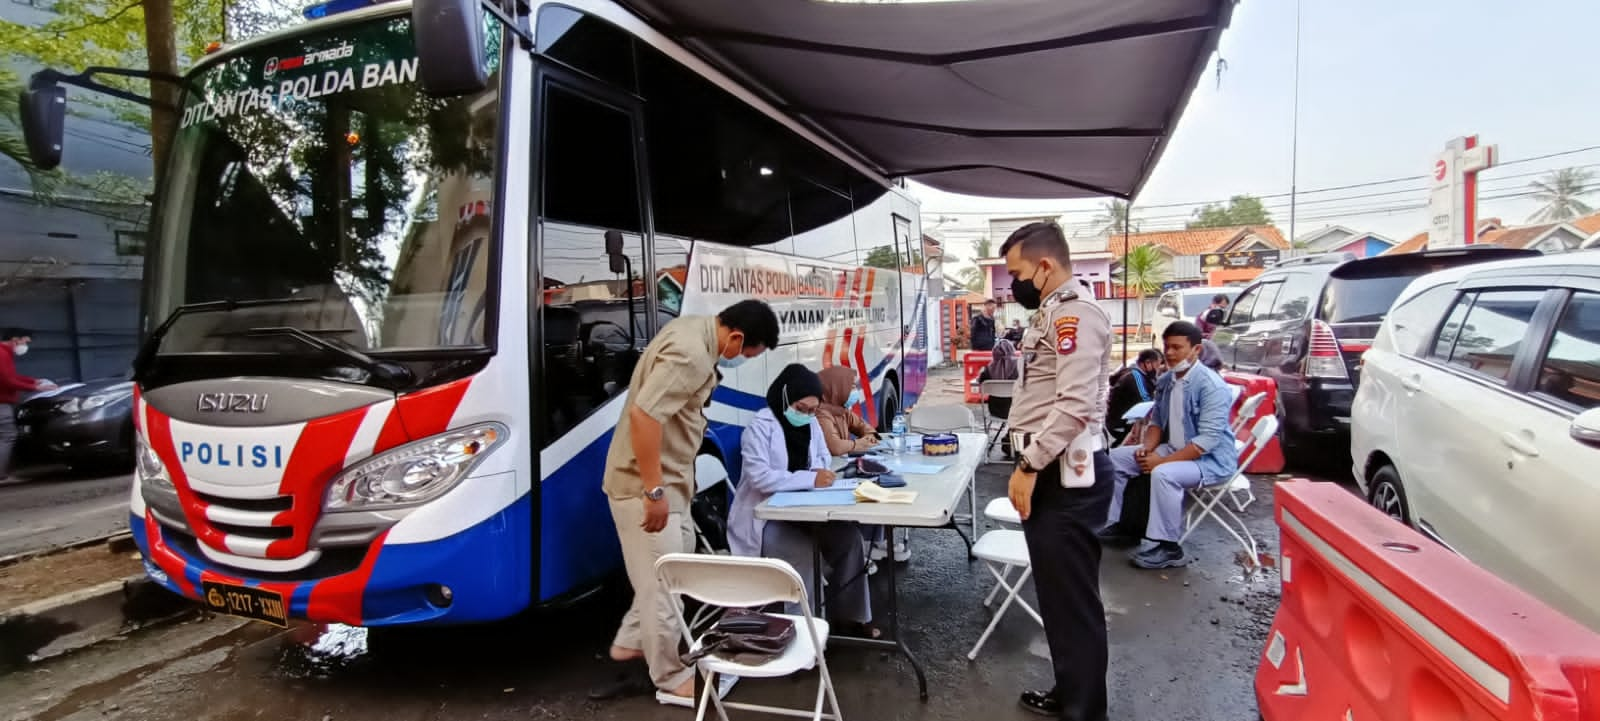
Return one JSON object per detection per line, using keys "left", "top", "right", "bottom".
{"left": 202, "top": 581, "right": 288, "bottom": 627}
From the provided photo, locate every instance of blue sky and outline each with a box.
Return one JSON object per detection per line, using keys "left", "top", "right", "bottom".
{"left": 913, "top": 0, "right": 1600, "bottom": 260}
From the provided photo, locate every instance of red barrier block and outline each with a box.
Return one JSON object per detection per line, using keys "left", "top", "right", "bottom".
{"left": 1221, "top": 372, "right": 1285, "bottom": 474}
{"left": 962, "top": 351, "right": 992, "bottom": 404}
{"left": 1256, "top": 480, "right": 1600, "bottom": 721}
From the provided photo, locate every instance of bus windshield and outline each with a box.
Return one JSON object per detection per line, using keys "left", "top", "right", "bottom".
{"left": 149, "top": 13, "right": 504, "bottom": 357}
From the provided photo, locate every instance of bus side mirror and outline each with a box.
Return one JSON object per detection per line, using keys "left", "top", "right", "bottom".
{"left": 605, "top": 230, "right": 626, "bottom": 274}
{"left": 19, "top": 81, "right": 66, "bottom": 171}
{"left": 412, "top": 0, "right": 487, "bottom": 97}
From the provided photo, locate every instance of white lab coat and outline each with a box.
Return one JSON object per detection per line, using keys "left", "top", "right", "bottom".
{"left": 727, "top": 408, "right": 832, "bottom": 558}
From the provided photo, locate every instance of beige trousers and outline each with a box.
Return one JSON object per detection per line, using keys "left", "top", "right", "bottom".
{"left": 608, "top": 495, "right": 697, "bottom": 692}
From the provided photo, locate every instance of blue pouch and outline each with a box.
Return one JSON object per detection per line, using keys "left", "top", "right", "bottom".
{"left": 874, "top": 472, "right": 907, "bottom": 488}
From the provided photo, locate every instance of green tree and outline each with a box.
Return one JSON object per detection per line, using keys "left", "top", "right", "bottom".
{"left": 1094, "top": 199, "right": 1139, "bottom": 235}
{"left": 863, "top": 244, "right": 922, "bottom": 269}
{"left": 955, "top": 265, "right": 984, "bottom": 292}
{"left": 972, "top": 236, "right": 993, "bottom": 259}
{"left": 1528, "top": 167, "right": 1595, "bottom": 223}
{"left": 1188, "top": 194, "right": 1272, "bottom": 229}
{"left": 1117, "top": 244, "right": 1170, "bottom": 338}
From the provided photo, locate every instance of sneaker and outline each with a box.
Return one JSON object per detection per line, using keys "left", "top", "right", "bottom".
{"left": 1130, "top": 543, "right": 1190, "bottom": 569}
{"left": 870, "top": 539, "right": 889, "bottom": 561}
{"left": 1095, "top": 524, "right": 1137, "bottom": 546}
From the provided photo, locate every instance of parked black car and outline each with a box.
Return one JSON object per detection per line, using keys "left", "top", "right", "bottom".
{"left": 1210, "top": 246, "right": 1539, "bottom": 463}
{"left": 14, "top": 375, "right": 136, "bottom": 471}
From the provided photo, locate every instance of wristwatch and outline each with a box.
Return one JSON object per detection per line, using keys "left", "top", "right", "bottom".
{"left": 1017, "top": 457, "right": 1038, "bottom": 474}
{"left": 643, "top": 486, "right": 666, "bottom": 501}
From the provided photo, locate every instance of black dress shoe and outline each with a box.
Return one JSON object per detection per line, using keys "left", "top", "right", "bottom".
{"left": 1019, "top": 688, "right": 1061, "bottom": 716}
{"left": 1095, "top": 524, "right": 1136, "bottom": 546}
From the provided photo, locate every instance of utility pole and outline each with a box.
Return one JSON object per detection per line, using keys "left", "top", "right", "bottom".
{"left": 1288, "top": 0, "right": 1303, "bottom": 245}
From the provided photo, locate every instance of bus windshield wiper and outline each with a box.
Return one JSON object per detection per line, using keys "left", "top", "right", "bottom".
{"left": 133, "top": 297, "right": 318, "bottom": 376}
{"left": 242, "top": 326, "right": 414, "bottom": 387}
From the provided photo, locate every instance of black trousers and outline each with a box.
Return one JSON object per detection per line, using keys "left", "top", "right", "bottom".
{"left": 1021, "top": 450, "right": 1114, "bottom": 721}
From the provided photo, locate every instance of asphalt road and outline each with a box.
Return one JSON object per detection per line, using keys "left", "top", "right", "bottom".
{"left": 0, "top": 472, "right": 131, "bottom": 558}
{"left": 0, "top": 462, "right": 1340, "bottom": 721}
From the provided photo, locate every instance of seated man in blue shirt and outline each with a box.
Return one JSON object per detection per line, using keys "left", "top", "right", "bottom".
{"left": 1100, "top": 320, "right": 1238, "bottom": 569}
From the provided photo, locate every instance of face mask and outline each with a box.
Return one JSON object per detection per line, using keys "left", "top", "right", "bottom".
{"left": 717, "top": 335, "right": 748, "bottom": 369}
{"left": 11, "top": 343, "right": 26, "bottom": 357}
{"left": 1011, "top": 265, "right": 1047, "bottom": 310}
{"left": 845, "top": 389, "right": 863, "bottom": 407}
{"left": 783, "top": 407, "right": 815, "bottom": 427}
{"left": 1171, "top": 350, "right": 1196, "bottom": 373}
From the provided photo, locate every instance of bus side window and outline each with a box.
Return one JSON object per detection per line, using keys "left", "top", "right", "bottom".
{"left": 536, "top": 85, "right": 648, "bottom": 447}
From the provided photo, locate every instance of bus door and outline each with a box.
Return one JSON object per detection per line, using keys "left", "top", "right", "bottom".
{"left": 531, "top": 64, "right": 657, "bottom": 597}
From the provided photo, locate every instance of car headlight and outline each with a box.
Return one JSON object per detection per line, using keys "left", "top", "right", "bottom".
{"left": 81, "top": 389, "right": 133, "bottom": 413}
{"left": 324, "top": 423, "right": 507, "bottom": 512}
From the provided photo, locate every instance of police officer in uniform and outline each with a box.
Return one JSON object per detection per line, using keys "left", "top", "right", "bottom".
{"left": 1000, "top": 222, "right": 1114, "bottom": 721}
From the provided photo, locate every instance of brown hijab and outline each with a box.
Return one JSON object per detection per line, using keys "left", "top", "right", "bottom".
{"left": 817, "top": 366, "right": 856, "bottom": 416}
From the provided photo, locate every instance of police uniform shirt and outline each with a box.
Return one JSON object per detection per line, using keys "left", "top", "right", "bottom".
{"left": 1008, "top": 287, "right": 1113, "bottom": 471}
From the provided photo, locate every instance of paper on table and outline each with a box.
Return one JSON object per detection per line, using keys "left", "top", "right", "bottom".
{"left": 1059, "top": 429, "right": 1097, "bottom": 489}
{"left": 769, "top": 490, "right": 858, "bottom": 507}
{"left": 854, "top": 481, "right": 917, "bottom": 504}
{"left": 879, "top": 461, "right": 945, "bottom": 474}
{"left": 814, "top": 478, "right": 861, "bottom": 492}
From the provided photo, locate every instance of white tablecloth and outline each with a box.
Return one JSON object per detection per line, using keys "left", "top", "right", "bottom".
{"left": 755, "top": 432, "right": 984, "bottom": 528}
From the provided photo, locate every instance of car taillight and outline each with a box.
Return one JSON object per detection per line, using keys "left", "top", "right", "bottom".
{"left": 1305, "top": 320, "right": 1350, "bottom": 380}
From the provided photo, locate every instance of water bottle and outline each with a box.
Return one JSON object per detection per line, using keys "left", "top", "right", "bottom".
{"left": 891, "top": 412, "right": 908, "bottom": 455}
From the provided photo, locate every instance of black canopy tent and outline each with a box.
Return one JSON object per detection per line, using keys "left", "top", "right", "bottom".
{"left": 613, "top": 0, "right": 1237, "bottom": 200}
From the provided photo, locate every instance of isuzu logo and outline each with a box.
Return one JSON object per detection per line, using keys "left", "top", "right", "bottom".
{"left": 196, "top": 392, "right": 269, "bottom": 413}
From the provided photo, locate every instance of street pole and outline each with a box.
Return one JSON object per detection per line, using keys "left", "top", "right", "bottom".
{"left": 1120, "top": 214, "right": 1130, "bottom": 362}
{"left": 1288, "top": 0, "right": 1302, "bottom": 244}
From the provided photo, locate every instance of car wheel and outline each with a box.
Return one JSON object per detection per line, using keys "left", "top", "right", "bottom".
{"left": 1367, "top": 465, "right": 1411, "bottom": 525}
{"left": 875, "top": 380, "right": 900, "bottom": 434}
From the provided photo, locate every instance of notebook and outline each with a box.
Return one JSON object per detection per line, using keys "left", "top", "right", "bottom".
{"left": 768, "top": 490, "right": 858, "bottom": 507}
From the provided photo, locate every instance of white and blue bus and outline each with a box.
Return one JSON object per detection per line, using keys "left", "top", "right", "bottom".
{"left": 22, "top": 0, "right": 933, "bottom": 626}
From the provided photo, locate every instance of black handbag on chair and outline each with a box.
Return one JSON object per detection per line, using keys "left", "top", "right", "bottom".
{"left": 681, "top": 609, "right": 796, "bottom": 666}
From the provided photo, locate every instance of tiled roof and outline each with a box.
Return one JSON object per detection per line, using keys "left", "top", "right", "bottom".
{"left": 1478, "top": 224, "right": 1558, "bottom": 250}
{"left": 1382, "top": 232, "right": 1429, "bottom": 255}
{"left": 1571, "top": 212, "right": 1600, "bottom": 237}
{"left": 1110, "top": 225, "right": 1288, "bottom": 257}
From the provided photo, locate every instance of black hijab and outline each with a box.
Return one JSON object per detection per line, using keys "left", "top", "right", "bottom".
{"left": 764, "top": 364, "right": 824, "bottom": 472}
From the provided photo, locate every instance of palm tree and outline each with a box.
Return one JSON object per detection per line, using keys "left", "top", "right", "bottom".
{"left": 1528, "top": 167, "right": 1595, "bottom": 223}
{"left": 956, "top": 265, "right": 985, "bottom": 292}
{"left": 1093, "top": 200, "right": 1139, "bottom": 235}
{"left": 973, "top": 236, "right": 993, "bottom": 259}
{"left": 1117, "top": 245, "right": 1170, "bottom": 340}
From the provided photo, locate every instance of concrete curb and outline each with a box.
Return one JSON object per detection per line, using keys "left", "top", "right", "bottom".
{"left": 0, "top": 531, "right": 135, "bottom": 570}
{"left": 0, "top": 574, "right": 195, "bottom": 670}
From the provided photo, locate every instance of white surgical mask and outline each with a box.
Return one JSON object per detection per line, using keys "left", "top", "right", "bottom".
{"left": 845, "top": 389, "right": 863, "bottom": 407}
{"left": 11, "top": 343, "right": 26, "bottom": 357}
{"left": 717, "top": 354, "right": 748, "bottom": 370}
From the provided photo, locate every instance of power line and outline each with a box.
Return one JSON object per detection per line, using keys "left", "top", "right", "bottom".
{"left": 923, "top": 144, "right": 1600, "bottom": 217}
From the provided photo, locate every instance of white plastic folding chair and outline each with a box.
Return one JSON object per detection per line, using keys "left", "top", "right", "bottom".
{"left": 656, "top": 553, "right": 842, "bottom": 721}
{"left": 978, "top": 497, "right": 1025, "bottom": 609}
{"left": 966, "top": 529, "right": 1041, "bottom": 660}
{"left": 1179, "top": 415, "right": 1277, "bottom": 569}
{"left": 908, "top": 403, "right": 981, "bottom": 541}
{"left": 1226, "top": 392, "right": 1266, "bottom": 511}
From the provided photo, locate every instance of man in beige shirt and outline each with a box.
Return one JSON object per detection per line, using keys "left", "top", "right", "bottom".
{"left": 595, "top": 299, "right": 779, "bottom": 706}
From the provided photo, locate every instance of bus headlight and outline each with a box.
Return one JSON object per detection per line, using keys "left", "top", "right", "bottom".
{"left": 137, "top": 436, "right": 180, "bottom": 509}
{"left": 324, "top": 423, "right": 507, "bottom": 511}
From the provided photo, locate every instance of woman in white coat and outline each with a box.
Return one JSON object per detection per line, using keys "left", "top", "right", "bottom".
{"left": 727, "top": 364, "right": 877, "bottom": 638}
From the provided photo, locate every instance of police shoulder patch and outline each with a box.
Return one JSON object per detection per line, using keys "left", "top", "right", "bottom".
{"left": 1053, "top": 315, "right": 1079, "bottom": 354}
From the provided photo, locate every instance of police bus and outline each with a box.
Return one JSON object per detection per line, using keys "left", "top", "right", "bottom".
{"left": 21, "top": 0, "right": 933, "bottom": 626}
{"left": 22, "top": 0, "right": 1229, "bottom": 627}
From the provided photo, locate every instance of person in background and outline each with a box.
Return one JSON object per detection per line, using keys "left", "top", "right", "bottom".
{"left": 1100, "top": 321, "right": 1237, "bottom": 570}
{"left": 977, "top": 337, "right": 1019, "bottom": 385}
{"left": 1107, "top": 349, "right": 1161, "bottom": 442}
{"left": 999, "top": 221, "right": 1115, "bottom": 721}
{"left": 1196, "top": 294, "right": 1230, "bottom": 338}
{"left": 1003, "top": 318, "right": 1025, "bottom": 344}
{"left": 593, "top": 300, "right": 779, "bottom": 707}
{"left": 727, "top": 364, "right": 879, "bottom": 638}
{"left": 816, "top": 366, "right": 880, "bottom": 456}
{"left": 0, "top": 328, "right": 55, "bottom": 481}
{"left": 970, "top": 299, "right": 998, "bottom": 351}
{"left": 1199, "top": 339, "right": 1225, "bottom": 372}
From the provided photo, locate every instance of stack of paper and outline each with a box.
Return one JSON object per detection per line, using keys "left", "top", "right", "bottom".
{"left": 854, "top": 481, "right": 917, "bottom": 504}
